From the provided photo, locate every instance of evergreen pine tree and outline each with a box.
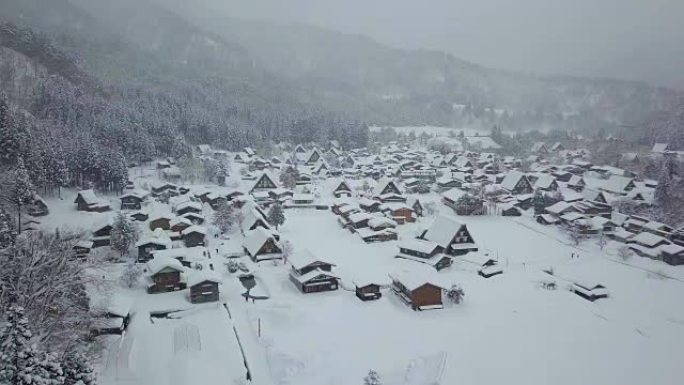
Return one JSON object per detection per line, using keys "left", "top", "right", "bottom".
{"left": 110, "top": 212, "right": 137, "bottom": 257}
{"left": 61, "top": 350, "right": 95, "bottom": 385}
{"left": 0, "top": 305, "right": 64, "bottom": 385}
{"left": 5, "top": 158, "right": 36, "bottom": 234}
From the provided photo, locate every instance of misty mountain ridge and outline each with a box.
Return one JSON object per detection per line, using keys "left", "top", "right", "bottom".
{"left": 1, "top": 0, "right": 682, "bottom": 133}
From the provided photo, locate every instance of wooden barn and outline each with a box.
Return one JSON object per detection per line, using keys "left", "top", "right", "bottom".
{"left": 181, "top": 226, "right": 207, "bottom": 248}
{"left": 390, "top": 273, "right": 447, "bottom": 310}
{"left": 74, "top": 189, "right": 110, "bottom": 212}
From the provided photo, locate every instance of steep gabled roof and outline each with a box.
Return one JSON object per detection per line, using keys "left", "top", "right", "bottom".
{"left": 422, "top": 215, "right": 468, "bottom": 248}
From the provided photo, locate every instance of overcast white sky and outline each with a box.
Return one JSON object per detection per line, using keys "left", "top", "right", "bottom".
{"left": 202, "top": 0, "right": 684, "bottom": 88}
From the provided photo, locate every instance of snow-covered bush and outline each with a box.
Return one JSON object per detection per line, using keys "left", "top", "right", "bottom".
{"left": 363, "top": 369, "right": 381, "bottom": 385}
{"left": 121, "top": 262, "right": 143, "bottom": 288}
{"left": 446, "top": 284, "right": 465, "bottom": 304}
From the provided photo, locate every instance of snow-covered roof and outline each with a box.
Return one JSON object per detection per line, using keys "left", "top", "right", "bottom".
{"left": 348, "top": 212, "right": 374, "bottom": 224}
{"left": 76, "top": 189, "right": 99, "bottom": 205}
{"left": 422, "top": 216, "right": 466, "bottom": 248}
{"left": 146, "top": 256, "right": 184, "bottom": 276}
{"left": 441, "top": 188, "right": 464, "bottom": 202}
{"left": 151, "top": 246, "right": 207, "bottom": 261}
{"left": 135, "top": 230, "right": 172, "bottom": 248}
{"left": 399, "top": 239, "right": 441, "bottom": 254}
{"left": 600, "top": 175, "right": 634, "bottom": 194}
{"left": 290, "top": 268, "right": 338, "bottom": 284}
{"left": 289, "top": 249, "right": 334, "bottom": 270}
{"left": 181, "top": 225, "right": 207, "bottom": 236}
{"left": 533, "top": 174, "right": 557, "bottom": 190}
{"left": 652, "top": 143, "right": 668, "bottom": 153}
{"left": 660, "top": 243, "right": 684, "bottom": 255}
{"left": 187, "top": 270, "right": 223, "bottom": 287}
{"left": 500, "top": 171, "right": 527, "bottom": 192}
{"left": 630, "top": 232, "right": 670, "bottom": 248}
{"left": 389, "top": 271, "right": 448, "bottom": 291}
{"left": 368, "top": 217, "right": 397, "bottom": 229}
{"left": 242, "top": 227, "right": 278, "bottom": 256}
{"left": 175, "top": 200, "right": 202, "bottom": 213}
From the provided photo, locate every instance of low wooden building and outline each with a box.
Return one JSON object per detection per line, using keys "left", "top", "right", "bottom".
{"left": 72, "top": 240, "right": 93, "bottom": 259}
{"left": 572, "top": 282, "right": 609, "bottom": 302}
{"left": 149, "top": 215, "right": 172, "bottom": 231}
{"left": 661, "top": 244, "right": 684, "bottom": 266}
{"left": 354, "top": 281, "right": 382, "bottom": 301}
{"left": 145, "top": 257, "right": 186, "bottom": 294}
{"left": 188, "top": 272, "right": 221, "bottom": 303}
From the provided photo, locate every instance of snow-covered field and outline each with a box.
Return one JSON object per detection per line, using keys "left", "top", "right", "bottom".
{"left": 37, "top": 165, "right": 684, "bottom": 385}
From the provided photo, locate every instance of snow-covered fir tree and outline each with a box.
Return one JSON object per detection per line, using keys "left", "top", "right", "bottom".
{"left": 110, "top": 212, "right": 137, "bottom": 257}
{"left": 267, "top": 204, "right": 286, "bottom": 230}
{"left": 61, "top": 350, "right": 96, "bottom": 385}
{"left": 3, "top": 157, "right": 35, "bottom": 234}
{"left": 212, "top": 201, "right": 235, "bottom": 234}
{"left": 0, "top": 305, "right": 65, "bottom": 385}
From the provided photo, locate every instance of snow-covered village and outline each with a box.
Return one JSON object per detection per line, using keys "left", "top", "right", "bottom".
{"left": 1, "top": 1, "right": 684, "bottom": 385}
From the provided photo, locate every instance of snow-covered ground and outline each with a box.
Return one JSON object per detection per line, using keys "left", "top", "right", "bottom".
{"left": 37, "top": 164, "right": 684, "bottom": 385}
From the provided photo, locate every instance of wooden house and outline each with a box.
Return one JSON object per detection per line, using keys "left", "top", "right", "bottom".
{"left": 91, "top": 295, "right": 132, "bottom": 336}
{"left": 74, "top": 189, "right": 110, "bottom": 212}
{"left": 151, "top": 182, "right": 178, "bottom": 197}
{"left": 333, "top": 180, "right": 353, "bottom": 198}
{"left": 379, "top": 203, "right": 416, "bottom": 224}
{"left": 243, "top": 227, "right": 282, "bottom": 262}
{"left": 91, "top": 224, "right": 112, "bottom": 247}
{"left": 27, "top": 195, "right": 49, "bottom": 217}
{"left": 249, "top": 172, "right": 278, "bottom": 193}
{"left": 135, "top": 231, "right": 172, "bottom": 262}
{"left": 181, "top": 226, "right": 207, "bottom": 247}
{"left": 390, "top": 273, "right": 447, "bottom": 310}
{"left": 408, "top": 197, "right": 424, "bottom": 217}
{"left": 188, "top": 272, "right": 221, "bottom": 303}
{"left": 419, "top": 215, "right": 478, "bottom": 255}
{"left": 120, "top": 190, "right": 148, "bottom": 210}
{"left": 72, "top": 240, "right": 93, "bottom": 259}
{"left": 359, "top": 197, "right": 381, "bottom": 213}
{"left": 170, "top": 217, "right": 193, "bottom": 233}
{"left": 661, "top": 244, "right": 684, "bottom": 266}
{"left": 396, "top": 239, "right": 452, "bottom": 270}
{"left": 533, "top": 174, "right": 559, "bottom": 192}
{"left": 373, "top": 177, "right": 406, "bottom": 202}
{"left": 356, "top": 228, "right": 398, "bottom": 243}
{"left": 130, "top": 211, "right": 149, "bottom": 222}
{"left": 149, "top": 215, "right": 172, "bottom": 231}
{"left": 145, "top": 257, "right": 186, "bottom": 294}
{"left": 288, "top": 250, "right": 339, "bottom": 293}
{"left": 347, "top": 212, "right": 374, "bottom": 230}
{"left": 175, "top": 201, "right": 202, "bottom": 216}
{"left": 501, "top": 171, "right": 534, "bottom": 195}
